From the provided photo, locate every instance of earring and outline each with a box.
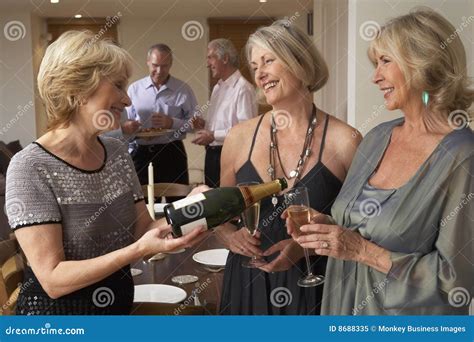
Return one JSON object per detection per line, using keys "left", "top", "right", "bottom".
{"left": 422, "top": 91, "right": 429, "bottom": 107}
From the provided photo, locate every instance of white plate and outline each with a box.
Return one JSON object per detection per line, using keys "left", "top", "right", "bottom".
{"left": 192, "top": 248, "right": 229, "bottom": 267}
{"left": 153, "top": 203, "right": 168, "bottom": 214}
{"left": 133, "top": 284, "right": 187, "bottom": 304}
{"left": 131, "top": 268, "right": 143, "bottom": 277}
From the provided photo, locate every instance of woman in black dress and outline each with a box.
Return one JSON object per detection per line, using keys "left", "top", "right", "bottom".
{"left": 216, "top": 20, "right": 361, "bottom": 314}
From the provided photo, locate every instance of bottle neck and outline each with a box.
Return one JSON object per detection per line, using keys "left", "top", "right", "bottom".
{"left": 239, "top": 180, "right": 284, "bottom": 206}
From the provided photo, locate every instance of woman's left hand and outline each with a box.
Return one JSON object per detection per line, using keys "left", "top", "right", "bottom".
{"left": 297, "top": 223, "right": 365, "bottom": 262}
{"left": 258, "top": 238, "right": 305, "bottom": 273}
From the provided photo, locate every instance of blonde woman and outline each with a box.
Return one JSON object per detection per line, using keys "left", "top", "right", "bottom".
{"left": 5, "top": 31, "right": 208, "bottom": 315}
{"left": 290, "top": 9, "right": 473, "bottom": 315}
{"left": 216, "top": 20, "right": 361, "bottom": 314}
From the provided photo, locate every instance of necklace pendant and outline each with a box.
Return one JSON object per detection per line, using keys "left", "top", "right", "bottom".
{"left": 267, "top": 166, "right": 275, "bottom": 176}
{"left": 271, "top": 196, "right": 278, "bottom": 206}
{"left": 289, "top": 170, "right": 298, "bottom": 178}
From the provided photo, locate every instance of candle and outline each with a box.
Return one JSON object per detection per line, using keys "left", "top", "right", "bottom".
{"left": 147, "top": 185, "right": 155, "bottom": 220}
{"left": 148, "top": 162, "right": 154, "bottom": 186}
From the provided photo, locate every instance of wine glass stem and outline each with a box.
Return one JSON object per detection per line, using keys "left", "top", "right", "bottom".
{"left": 303, "top": 248, "right": 313, "bottom": 276}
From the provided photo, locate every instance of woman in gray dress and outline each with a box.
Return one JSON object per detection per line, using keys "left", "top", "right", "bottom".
{"left": 5, "top": 31, "right": 208, "bottom": 314}
{"left": 287, "top": 8, "right": 473, "bottom": 315}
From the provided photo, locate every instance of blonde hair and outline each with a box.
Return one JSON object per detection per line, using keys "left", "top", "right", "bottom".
{"left": 37, "top": 30, "right": 133, "bottom": 130}
{"left": 246, "top": 20, "right": 329, "bottom": 104}
{"left": 368, "top": 8, "right": 473, "bottom": 120}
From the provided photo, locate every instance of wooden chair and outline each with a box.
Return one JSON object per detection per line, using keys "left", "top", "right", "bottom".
{"left": 0, "top": 238, "right": 24, "bottom": 315}
{"left": 142, "top": 183, "right": 192, "bottom": 200}
{"left": 131, "top": 302, "right": 216, "bottom": 315}
{"left": 188, "top": 167, "right": 205, "bottom": 187}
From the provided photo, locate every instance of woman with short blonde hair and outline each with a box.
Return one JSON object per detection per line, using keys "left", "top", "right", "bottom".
{"left": 245, "top": 19, "right": 329, "bottom": 104}
{"left": 6, "top": 31, "right": 207, "bottom": 315}
{"left": 367, "top": 8, "right": 473, "bottom": 125}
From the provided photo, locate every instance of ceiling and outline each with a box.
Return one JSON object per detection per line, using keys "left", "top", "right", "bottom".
{"left": 1, "top": 0, "right": 313, "bottom": 19}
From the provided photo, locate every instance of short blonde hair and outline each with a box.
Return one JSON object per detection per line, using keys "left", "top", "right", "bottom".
{"left": 246, "top": 20, "right": 329, "bottom": 104}
{"left": 37, "top": 30, "right": 133, "bottom": 130}
{"left": 368, "top": 8, "right": 473, "bottom": 120}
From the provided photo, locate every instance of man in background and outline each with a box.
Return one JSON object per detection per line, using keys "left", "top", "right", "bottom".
{"left": 193, "top": 39, "right": 257, "bottom": 187}
{"left": 126, "top": 44, "right": 198, "bottom": 188}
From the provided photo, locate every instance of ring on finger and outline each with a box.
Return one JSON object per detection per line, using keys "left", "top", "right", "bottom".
{"left": 322, "top": 241, "right": 329, "bottom": 248}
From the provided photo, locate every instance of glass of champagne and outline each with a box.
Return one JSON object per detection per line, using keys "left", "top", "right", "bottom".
{"left": 285, "top": 187, "right": 324, "bottom": 287}
{"left": 238, "top": 182, "right": 267, "bottom": 268}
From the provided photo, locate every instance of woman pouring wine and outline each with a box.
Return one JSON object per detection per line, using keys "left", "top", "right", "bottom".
{"left": 215, "top": 20, "right": 361, "bottom": 314}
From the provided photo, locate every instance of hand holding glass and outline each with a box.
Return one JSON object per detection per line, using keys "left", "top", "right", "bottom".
{"left": 285, "top": 187, "right": 324, "bottom": 287}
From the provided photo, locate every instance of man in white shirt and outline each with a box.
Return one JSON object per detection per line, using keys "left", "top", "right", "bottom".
{"left": 192, "top": 39, "right": 257, "bottom": 187}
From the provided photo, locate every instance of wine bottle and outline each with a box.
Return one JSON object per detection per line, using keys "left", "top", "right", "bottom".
{"left": 164, "top": 178, "right": 288, "bottom": 237}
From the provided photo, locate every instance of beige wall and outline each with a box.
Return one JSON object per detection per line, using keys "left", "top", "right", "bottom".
{"left": 313, "top": 0, "right": 348, "bottom": 121}
{"left": 0, "top": 11, "right": 36, "bottom": 148}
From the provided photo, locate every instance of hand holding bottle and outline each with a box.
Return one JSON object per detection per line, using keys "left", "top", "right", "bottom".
{"left": 137, "top": 223, "right": 208, "bottom": 257}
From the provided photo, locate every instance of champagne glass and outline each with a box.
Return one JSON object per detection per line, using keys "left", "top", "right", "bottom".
{"left": 237, "top": 182, "right": 267, "bottom": 268}
{"left": 285, "top": 187, "right": 324, "bottom": 287}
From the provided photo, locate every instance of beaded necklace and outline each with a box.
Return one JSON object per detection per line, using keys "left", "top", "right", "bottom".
{"left": 267, "top": 104, "right": 317, "bottom": 206}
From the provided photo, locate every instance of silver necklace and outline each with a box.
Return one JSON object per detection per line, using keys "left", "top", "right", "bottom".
{"left": 268, "top": 104, "right": 317, "bottom": 206}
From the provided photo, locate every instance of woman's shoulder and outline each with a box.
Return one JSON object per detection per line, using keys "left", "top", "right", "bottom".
{"left": 226, "top": 114, "right": 267, "bottom": 144}
{"left": 441, "top": 127, "right": 474, "bottom": 161}
{"left": 8, "top": 143, "right": 46, "bottom": 170}
{"left": 323, "top": 112, "right": 362, "bottom": 154}
{"left": 98, "top": 135, "right": 129, "bottom": 156}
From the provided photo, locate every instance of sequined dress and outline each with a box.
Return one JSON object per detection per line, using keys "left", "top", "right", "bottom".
{"left": 5, "top": 136, "right": 144, "bottom": 315}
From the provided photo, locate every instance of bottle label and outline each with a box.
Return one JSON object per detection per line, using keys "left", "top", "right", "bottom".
{"left": 181, "top": 218, "right": 208, "bottom": 235}
{"left": 172, "top": 193, "right": 206, "bottom": 210}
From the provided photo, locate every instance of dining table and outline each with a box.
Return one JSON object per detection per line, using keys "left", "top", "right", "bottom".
{"left": 131, "top": 231, "right": 227, "bottom": 315}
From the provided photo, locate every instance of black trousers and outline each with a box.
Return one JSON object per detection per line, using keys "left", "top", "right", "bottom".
{"left": 132, "top": 141, "right": 189, "bottom": 201}
{"left": 204, "top": 145, "right": 223, "bottom": 188}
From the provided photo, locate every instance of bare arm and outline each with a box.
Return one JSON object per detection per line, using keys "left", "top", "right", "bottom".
{"left": 213, "top": 124, "right": 263, "bottom": 257}
{"left": 15, "top": 216, "right": 207, "bottom": 299}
